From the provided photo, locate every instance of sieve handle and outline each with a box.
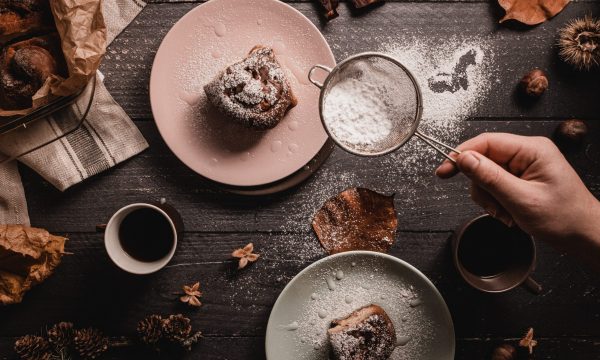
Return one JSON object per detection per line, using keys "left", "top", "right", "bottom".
{"left": 308, "top": 64, "right": 332, "bottom": 89}
{"left": 414, "top": 131, "right": 461, "bottom": 163}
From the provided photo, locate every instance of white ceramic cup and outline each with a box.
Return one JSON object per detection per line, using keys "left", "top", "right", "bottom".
{"left": 104, "top": 203, "right": 178, "bottom": 274}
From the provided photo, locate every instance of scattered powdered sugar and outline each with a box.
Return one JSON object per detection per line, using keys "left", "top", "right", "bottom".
{"left": 379, "top": 36, "right": 496, "bottom": 144}
{"left": 210, "top": 37, "right": 498, "bottom": 314}
{"left": 289, "top": 258, "right": 435, "bottom": 360}
{"left": 263, "top": 37, "right": 497, "bottom": 269}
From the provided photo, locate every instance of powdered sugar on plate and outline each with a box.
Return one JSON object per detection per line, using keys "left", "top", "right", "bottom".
{"left": 265, "top": 253, "right": 451, "bottom": 360}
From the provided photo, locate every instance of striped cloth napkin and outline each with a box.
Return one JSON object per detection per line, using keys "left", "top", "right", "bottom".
{"left": 0, "top": 0, "right": 149, "bottom": 225}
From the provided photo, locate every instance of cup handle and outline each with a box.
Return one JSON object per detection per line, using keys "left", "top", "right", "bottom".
{"left": 523, "top": 276, "right": 543, "bottom": 294}
{"left": 308, "top": 64, "right": 332, "bottom": 89}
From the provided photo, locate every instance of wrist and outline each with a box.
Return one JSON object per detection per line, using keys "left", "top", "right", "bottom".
{"left": 571, "top": 196, "right": 600, "bottom": 269}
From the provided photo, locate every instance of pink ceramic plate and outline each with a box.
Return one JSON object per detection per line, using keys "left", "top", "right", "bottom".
{"left": 150, "top": 0, "right": 335, "bottom": 187}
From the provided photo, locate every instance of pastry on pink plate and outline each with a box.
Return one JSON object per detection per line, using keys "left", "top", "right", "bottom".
{"left": 204, "top": 45, "right": 297, "bottom": 130}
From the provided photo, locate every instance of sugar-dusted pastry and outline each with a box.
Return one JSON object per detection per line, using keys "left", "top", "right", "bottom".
{"left": 0, "top": 0, "right": 54, "bottom": 43}
{"left": 204, "top": 45, "right": 297, "bottom": 130}
{"left": 328, "top": 304, "right": 396, "bottom": 360}
{"left": 0, "top": 34, "right": 67, "bottom": 110}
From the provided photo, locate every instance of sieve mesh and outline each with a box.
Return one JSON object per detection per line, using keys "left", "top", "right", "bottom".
{"left": 320, "top": 54, "right": 421, "bottom": 156}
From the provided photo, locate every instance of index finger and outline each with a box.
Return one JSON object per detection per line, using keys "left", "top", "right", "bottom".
{"left": 435, "top": 132, "right": 540, "bottom": 178}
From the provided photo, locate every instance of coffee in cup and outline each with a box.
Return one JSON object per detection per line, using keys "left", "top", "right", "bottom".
{"left": 452, "top": 214, "right": 542, "bottom": 294}
{"left": 104, "top": 202, "right": 182, "bottom": 274}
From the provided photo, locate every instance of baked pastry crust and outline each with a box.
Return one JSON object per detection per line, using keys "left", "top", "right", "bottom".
{"left": 0, "top": 0, "right": 53, "bottom": 43}
{"left": 328, "top": 304, "right": 397, "bottom": 360}
{"left": 0, "top": 34, "right": 67, "bottom": 110}
{"left": 204, "top": 45, "right": 297, "bottom": 130}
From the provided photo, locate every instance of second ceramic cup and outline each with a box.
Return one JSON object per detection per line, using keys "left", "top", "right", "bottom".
{"left": 451, "top": 214, "right": 542, "bottom": 294}
{"left": 104, "top": 202, "right": 183, "bottom": 274}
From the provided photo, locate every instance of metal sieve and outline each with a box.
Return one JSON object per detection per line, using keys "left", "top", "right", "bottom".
{"left": 308, "top": 52, "right": 461, "bottom": 162}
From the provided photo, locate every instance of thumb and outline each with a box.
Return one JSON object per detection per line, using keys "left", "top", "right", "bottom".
{"left": 456, "top": 151, "right": 528, "bottom": 203}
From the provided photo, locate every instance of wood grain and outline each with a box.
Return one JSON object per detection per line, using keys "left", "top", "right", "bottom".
{"left": 0, "top": 231, "right": 596, "bottom": 336}
{"left": 19, "top": 120, "right": 600, "bottom": 233}
{"left": 100, "top": 2, "right": 600, "bottom": 120}
{"left": 1, "top": 1, "right": 599, "bottom": 359}
{"left": 0, "top": 232, "right": 598, "bottom": 357}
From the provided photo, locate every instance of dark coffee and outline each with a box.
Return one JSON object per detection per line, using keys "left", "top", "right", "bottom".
{"left": 119, "top": 208, "right": 174, "bottom": 262}
{"left": 457, "top": 216, "right": 533, "bottom": 278}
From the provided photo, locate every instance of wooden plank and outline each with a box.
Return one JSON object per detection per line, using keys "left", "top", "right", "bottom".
{"left": 2, "top": 336, "right": 599, "bottom": 360}
{"left": 0, "top": 336, "right": 266, "bottom": 360}
{"left": 100, "top": 2, "right": 600, "bottom": 120}
{"left": 0, "top": 232, "right": 598, "bottom": 339}
{"left": 20, "top": 120, "right": 600, "bottom": 233}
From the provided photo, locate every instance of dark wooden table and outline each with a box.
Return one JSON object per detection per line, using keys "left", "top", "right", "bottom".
{"left": 2, "top": 0, "right": 600, "bottom": 359}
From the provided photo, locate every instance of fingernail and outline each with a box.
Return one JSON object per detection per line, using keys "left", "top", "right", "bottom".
{"left": 435, "top": 160, "right": 452, "bottom": 177}
{"left": 459, "top": 153, "right": 480, "bottom": 174}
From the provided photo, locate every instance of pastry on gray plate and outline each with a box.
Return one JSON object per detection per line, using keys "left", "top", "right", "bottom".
{"left": 328, "top": 304, "right": 397, "bottom": 360}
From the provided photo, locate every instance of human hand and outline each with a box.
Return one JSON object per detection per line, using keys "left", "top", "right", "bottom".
{"left": 436, "top": 133, "right": 600, "bottom": 266}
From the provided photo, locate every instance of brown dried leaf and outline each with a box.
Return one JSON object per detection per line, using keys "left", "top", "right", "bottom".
{"left": 231, "top": 243, "right": 259, "bottom": 269}
{"left": 498, "top": 0, "right": 570, "bottom": 25}
{"left": 246, "top": 253, "right": 259, "bottom": 262}
{"left": 0, "top": 224, "right": 67, "bottom": 305}
{"left": 181, "top": 282, "right": 202, "bottom": 307}
{"left": 318, "top": 0, "right": 339, "bottom": 20}
{"left": 243, "top": 243, "right": 254, "bottom": 253}
{"left": 231, "top": 248, "right": 246, "bottom": 258}
{"left": 352, "top": 0, "right": 384, "bottom": 9}
{"left": 238, "top": 257, "right": 249, "bottom": 269}
{"left": 312, "top": 188, "right": 398, "bottom": 254}
{"left": 519, "top": 327, "right": 538, "bottom": 354}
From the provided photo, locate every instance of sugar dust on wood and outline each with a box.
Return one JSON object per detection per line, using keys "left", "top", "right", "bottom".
{"left": 428, "top": 49, "right": 477, "bottom": 93}
{"left": 119, "top": 208, "right": 174, "bottom": 262}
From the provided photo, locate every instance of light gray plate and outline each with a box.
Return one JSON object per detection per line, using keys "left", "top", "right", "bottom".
{"left": 265, "top": 251, "right": 455, "bottom": 359}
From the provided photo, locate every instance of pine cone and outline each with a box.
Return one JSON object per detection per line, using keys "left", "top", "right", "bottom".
{"left": 73, "top": 328, "right": 109, "bottom": 359}
{"left": 162, "top": 314, "right": 192, "bottom": 343}
{"left": 137, "top": 315, "right": 164, "bottom": 346}
{"left": 47, "top": 322, "right": 74, "bottom": 350}
{"left": 179, "top": 330, "right": 203, "bottom": 351}
{"left": 14, "top": 335, "right": 51, "bottom": 360}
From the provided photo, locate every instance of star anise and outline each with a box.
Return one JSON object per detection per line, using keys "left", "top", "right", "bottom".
{"left": 231, "top": 243, "right": 260, "bottom": 269}
{"left": 180, "top": 282, "right": 202, "bottom": 307}
{"left": 519, "top": 327, "right": 538, "bottom": 354}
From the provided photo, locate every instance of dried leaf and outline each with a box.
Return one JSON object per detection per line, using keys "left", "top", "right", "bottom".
{"left": 519, "top": 327, "right": 538, "bottom": 354}
{"left": 231, "top": 248, "right": 246, "bottom": 258}
{"left": 318, "top": 0, "right": 339, "bottom": 20}
{"left": 238, "top": 257, "right": 249, "bottom": 269}
{"left": 352, "top": 0, "right": 384, "bottom": 9}
{"left": 180, "top": 282, "right": 202, "bottom": 307}
{"left": 498, "top": 0, "right": 570, "bottom": 25}
{"left": 231, "top": 243, "right": 259, "bottom": 270}
{"left": 188, "top": 296, "right": 202, "bottom": 307}
{"left": 246, "top": 253, "right": 260, "bottom": 262}
{"left": 0, "top": 224, "right": 67, "bottom": 305}
{"left": 312, "top": 188, "right": 398, "bottom": 254}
